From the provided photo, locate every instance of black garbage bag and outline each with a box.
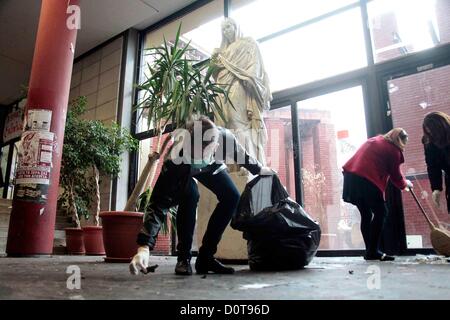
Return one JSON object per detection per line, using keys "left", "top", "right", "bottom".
{"left": 231, "top": 175, "right": 321, "bottom": 271}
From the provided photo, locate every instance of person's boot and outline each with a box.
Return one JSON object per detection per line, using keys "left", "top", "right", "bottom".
{"left": 195, "top": 255, "right": 235, "bottom": 274}
{"left": 175, "top": 259, "right": 193, "bottom": 275}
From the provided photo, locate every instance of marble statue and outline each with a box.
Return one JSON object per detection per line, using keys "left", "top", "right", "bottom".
{"left": 211, "top": 18, "right": 272, "bottom": 167}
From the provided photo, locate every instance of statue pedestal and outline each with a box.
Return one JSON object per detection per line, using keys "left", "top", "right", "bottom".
{"left": 196, "top": 171, "right": 249, "bottom": 260}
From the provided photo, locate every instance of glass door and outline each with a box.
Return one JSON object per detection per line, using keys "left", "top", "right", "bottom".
{"left": 297, "top": 85, "right": 369, "bottom": 250}
{"left": 386, "top": 63, "right": 450, "bottom": 249}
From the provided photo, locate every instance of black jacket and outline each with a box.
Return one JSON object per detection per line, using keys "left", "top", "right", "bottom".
{"left": 424, "top": 142, "right": 449, "bottom": 213}
{"left": 137, "top": 127, "right": 263, "bottom": 248}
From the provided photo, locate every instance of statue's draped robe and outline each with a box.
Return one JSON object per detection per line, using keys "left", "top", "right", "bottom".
{"left": 214, "top": 37, "right": 272, "bottom": 167}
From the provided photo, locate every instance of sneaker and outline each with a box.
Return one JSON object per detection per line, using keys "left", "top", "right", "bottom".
{"left": 175, "top": 259, "right": 192, "bottom": 275}
{"left": 195, "top": 256, "right": 235, "bottom": 274}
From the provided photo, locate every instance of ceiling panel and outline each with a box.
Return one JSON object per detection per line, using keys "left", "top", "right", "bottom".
{"left": 0, "top": 0, "right": 195, "bottom": 105}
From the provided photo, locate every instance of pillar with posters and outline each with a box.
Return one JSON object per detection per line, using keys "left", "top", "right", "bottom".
{"left": 6, "top": 0, "right": 79, "bottom": 256}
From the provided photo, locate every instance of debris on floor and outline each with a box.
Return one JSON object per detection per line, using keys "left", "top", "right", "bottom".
{"left": 396, "top": 254, "right": 449, "bottom": 265}
{"left": 413, "top": 255, "right": 449, "bottom": 264}
{"left": 240, "top": 283, "right": 274, "bottom": 290}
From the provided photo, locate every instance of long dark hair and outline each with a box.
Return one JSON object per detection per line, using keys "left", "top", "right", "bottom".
{"left": 422, "top": 111, "right": 450, "bottom": 148}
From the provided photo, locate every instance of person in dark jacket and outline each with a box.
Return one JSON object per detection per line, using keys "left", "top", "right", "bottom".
{"left": 342, "top": 128, "right": 413, "bottom": 261}
{"left": 422, "top": 111, "right": 450, "bottom": 214}
{"left": 129, "top": 116, "right": 274, "bottom": 276}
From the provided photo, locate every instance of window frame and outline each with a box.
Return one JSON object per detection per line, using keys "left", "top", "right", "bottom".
{"left": 129, "top": 0, "right": 449, "bottom": 255}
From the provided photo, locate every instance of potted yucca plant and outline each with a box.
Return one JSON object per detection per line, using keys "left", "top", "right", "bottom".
{"left": 100, "top": 24, "right": 230, "bottom": 262}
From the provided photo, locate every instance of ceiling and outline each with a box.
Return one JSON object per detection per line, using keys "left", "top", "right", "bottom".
{"left": 0, "top": 0, "right": 196, "bottom": 105}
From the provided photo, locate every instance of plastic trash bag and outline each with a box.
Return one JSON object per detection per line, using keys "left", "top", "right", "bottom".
{"left": 231, "top": 175, "right": 321, "bottom": 270}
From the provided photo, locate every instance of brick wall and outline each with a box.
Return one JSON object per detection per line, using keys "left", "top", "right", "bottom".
{"left": 264, "top": 111, "right": 296, "bottom": 198}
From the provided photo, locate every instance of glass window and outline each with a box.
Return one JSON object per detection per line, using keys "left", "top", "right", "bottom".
{"left": 297, "top": 86, "right": 368, "bottom": 250}
{"left": 144, "top": 0, "right": 224, "bottom": 56}
{"left": 137, "top": 134, "right": 172, "bottom": 190}
{"left": 137, "top": 0, "right": 224, "bottom": 134}
{"left": 264, "top": 106, "right": 296, "bottom": 199}
{"left": 368, "top": 0, "right": 450, "bottom": 63}
{"left": 259, "top": 8, "right": 367, "bottom": 92}
{"left": 387, "top": 64, "right": 450, "bottom": 249}
{"left": 231, "top": 0, "right": 358, "bottom": 40}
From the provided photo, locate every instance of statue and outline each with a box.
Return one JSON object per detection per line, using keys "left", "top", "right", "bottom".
{"left": 211, "top": 18, "right": 272, "bottom": 167}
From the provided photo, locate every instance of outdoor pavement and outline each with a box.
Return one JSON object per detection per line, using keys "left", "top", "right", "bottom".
{"left": 0, "top": 255, "right": 449, "bottom": 300}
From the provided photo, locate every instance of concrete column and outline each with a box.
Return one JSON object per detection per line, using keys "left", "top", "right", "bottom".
{"left": 7, "top": 0, "right": 79, "bottom": 256}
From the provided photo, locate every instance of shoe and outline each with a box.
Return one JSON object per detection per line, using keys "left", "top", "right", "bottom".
{"left": 195, "top": 256, "right": 235, "bottom": 274}
{"left": 364, "top": 253, "right": 395, "bottom": 261}
{"left": 379, "top": 253, "right": 395, "bottom": 261}
{"left": 175, "top": 259, "right": 192, "bottom": 275}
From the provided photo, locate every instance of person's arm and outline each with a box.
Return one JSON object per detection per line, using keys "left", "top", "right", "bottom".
{"left": 131, "top": 161, "right": 190, "bottom": 275}
{"left": 424, "top": 143, "right": 444, "bottom": 191}
{"left": 388, "top": 149, "right": 408, "bottom": 190}
{"left": 136, "top": 161, "right": 190, "bottom": 248}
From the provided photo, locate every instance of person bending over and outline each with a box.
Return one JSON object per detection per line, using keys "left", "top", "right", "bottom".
{"left": 342, "top": 128, "right": 413, "bottom": 261}
{"left": 129, "top": 116, "right": 274, "bottom": 275}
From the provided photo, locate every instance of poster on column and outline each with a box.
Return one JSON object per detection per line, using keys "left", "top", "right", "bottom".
{"left": 14, "top": 109, "right": 54, "bottom": 204}
{"left": 2, "top": 109, "right": 24, "bottom": 143}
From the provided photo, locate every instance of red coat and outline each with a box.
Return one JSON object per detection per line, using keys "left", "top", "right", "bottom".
{"left": 343, "top": 135, "right": 407, "bottom": 197}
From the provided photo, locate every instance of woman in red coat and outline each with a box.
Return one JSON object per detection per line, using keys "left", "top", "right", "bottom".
{"left": 342, "top": 128, "right": 413, "bottom": 261}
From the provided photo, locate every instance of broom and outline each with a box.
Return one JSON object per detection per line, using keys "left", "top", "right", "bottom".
{"left": 410, "top": 188, "right": 450, "bottom": 256}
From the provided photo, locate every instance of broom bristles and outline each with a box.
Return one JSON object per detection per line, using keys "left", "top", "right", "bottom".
{"left": 430, "top": 228, "right": 450, "bottom": 257}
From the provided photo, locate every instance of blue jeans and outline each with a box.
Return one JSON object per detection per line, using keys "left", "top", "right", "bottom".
{"left": 176, "top": 169, "right": 240, "bottom": 261}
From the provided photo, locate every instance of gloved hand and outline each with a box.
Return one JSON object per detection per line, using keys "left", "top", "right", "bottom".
{"left": 260, "top": 167, "right": 276, "bottom": 176}
{"left": 432, "top": 190, "right": 441, "bottom": 208}
{"left": 405, "top": 179, "right": 413, "bottom": 191}
{"left": 129, "top": 246, "right": 150, "bottom": 275}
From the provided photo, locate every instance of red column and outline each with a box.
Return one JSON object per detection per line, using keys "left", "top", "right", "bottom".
{"left": 6, "top": 0, "right": 79, "bottom": 256}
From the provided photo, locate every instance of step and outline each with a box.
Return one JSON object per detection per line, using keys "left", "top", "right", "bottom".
{"left": 0, "top": 199, "right": 12, "bottom": 206}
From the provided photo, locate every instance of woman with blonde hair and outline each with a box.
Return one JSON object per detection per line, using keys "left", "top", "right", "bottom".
{"left": 342, "top": 128, "right": 413, "bottom": 261}
{"left": 422, "top": 111, "right": 450, "bottom": 214}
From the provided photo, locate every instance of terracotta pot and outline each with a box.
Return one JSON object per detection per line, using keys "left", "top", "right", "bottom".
{"left": 82, "top": 226, "right": 106, "bottom": 255}
{"left": 100, "top": 211, "right": 143, "bottom": 263}
{"left": 65, "top": 228, "right": 85, "bottom": 255}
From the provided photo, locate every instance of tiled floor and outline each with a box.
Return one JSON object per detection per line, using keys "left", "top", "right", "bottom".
{"left": 0, "top": 255, "right": 448, "bottom": 300}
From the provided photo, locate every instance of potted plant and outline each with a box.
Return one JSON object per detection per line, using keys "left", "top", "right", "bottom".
{"left": 60, "top": 96, "right": 137, "bottom": 255}
{"left": 100, "top": 24, "right": 230, "bottom": 262}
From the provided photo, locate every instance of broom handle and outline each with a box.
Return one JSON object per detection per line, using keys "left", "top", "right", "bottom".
{"left": 408, "top": 173, "right": 441, "bottom": 224}
{"left": 410, "top": 188, "right": 436, "bottom": 229}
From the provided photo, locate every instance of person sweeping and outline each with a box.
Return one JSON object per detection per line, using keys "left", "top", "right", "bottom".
{"left": 342, "top": 128, "right": 413, "bottom": 261}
